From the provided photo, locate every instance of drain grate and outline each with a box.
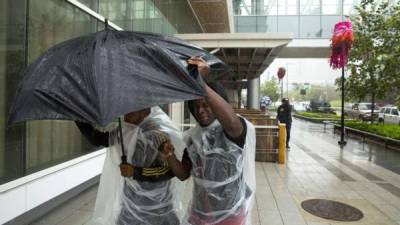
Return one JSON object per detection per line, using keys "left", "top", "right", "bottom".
{"left": 301, "top": 199, "right": 363, "bottom": 221}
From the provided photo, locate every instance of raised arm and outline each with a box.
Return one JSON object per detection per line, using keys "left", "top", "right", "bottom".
{"left": 187, "top": 58, "right": 244, "bottom": 138}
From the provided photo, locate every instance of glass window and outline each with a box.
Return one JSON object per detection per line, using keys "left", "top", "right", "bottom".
{"left": 133, "top": 19, "right": 145, "bottom": 32}
{"left": 133, "top": 0, "right": 145, "bottom": 19}
{"left": 236, "top": 16, "right": 257, "bottom": 32}
{"left": 264, "top": 0, "right": 278, "bottom": 15}
{"left": 278, "top": 0, "right": 298, "bottom": 15}
{"left": 278, "top": 16, "right": 299, "bottom": 37}
{"left": 392, "top": 109, "right": 399, "bottom": 115}
{"left": 98, "top": 0, "right": 178, "bottom": 34}
{"left": 343, "top": 0, "right": 360, "bottom": 15}
{"left": 0, "top": 0, "right": 27, "bottom": 184}
{"left": 99, "top": 0, "right": 131, "bottom": 30}
{"left": 321, "top": 16, "right": 342, "bottom": 38}
{"left": 76, "top": 0, "right": 99, "bottom": 12}
{"left": 256, "top": 16, "right": 278, "bottom": 32}
{"left": 99, "top": 0, "right": 128, "bottom": 21}
{"left": 152, "top": 18, "right": 163, "bottom": 33}
{"left": 300, "top": 0, "right": 321, "bottom": 15}
{"left": 238, "top": 1, "right": 252, "bottom": 16}
{"left": 299, "top": 16, "right": 322, "bottom": 38}
{"left": 0, "top": 0, "right": 101, "bottom": 185}
{"left": 385, "top": 108, "right": 391, "bottom": 114}
{"left": 256, "top": 16, "right": 268, "bottom": 32}
{"left": 26, "top": 0, "right": 99, "bottom": 176}
{"left": 322, "top": 0, "right": 340, "bottom": 15}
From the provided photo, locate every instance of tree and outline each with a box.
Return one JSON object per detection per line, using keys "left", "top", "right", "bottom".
{"left": 343, "top": 0, "right": 400, "bottom": 123}
{"left": 384, "top": 2, "right": 400, "bottom": 106}
{"left": 396, "top": 97, "right": 400, "bottom": 108}
{"left": 260, "top": 77, "right": 279, "bottom": 102}
{"left": 289, "top": 84, "right": 340, "bottom": 103}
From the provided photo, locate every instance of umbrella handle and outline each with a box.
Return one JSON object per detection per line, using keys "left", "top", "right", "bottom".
{"left": 118, "top": 118, "right": 127, "bottom": 164}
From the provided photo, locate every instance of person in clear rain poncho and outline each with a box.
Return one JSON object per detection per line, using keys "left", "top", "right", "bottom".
{"left": 76, "top": 107, "right": 185, "bottom": 225}
{"left": 161, "top": 58, "right": 256, "bottom": 225}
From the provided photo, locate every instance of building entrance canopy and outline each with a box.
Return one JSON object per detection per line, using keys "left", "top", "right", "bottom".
{"left": 175, "top": 33, "right": 293, "bottom": 89}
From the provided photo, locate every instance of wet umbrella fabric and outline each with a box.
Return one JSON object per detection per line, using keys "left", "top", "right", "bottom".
{"left": 8, "top": 30, "right": 228, "bottom": 127}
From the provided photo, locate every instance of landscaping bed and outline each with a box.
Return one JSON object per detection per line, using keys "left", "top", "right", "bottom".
{"left": 294, "top": 112, "right": 343, "bottom": 123}
{"left": 333, "top": 122, "right": 400, "bottom": 150}
{"left": 340, "top": 121, "right": 400, "bottom": 140}
{"left": 295, "top": 112, "right": 400, "bottom": 149}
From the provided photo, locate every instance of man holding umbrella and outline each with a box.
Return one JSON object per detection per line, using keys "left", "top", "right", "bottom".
{"left": 160, "top": 58, "right": 256, "bottom": 225}
{"left": 76, "top": 107, "right": 184, "bottom": 225}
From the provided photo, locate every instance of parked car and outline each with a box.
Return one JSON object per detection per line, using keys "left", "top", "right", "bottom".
{"left": 348, "top": 103, "right": 379, "bottom": 121}
{"left": 343, "top": 103, "right": 354, "bottom": 116}
{"left": 378, "top": 106, "right": 400, "bottom": 125}
{"left": 307, "top": 100, "right": 334, "bottom": 113}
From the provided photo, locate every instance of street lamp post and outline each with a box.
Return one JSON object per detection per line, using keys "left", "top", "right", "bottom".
{"left": 338, "top": 68, "right": 347, "bottom": 146}
{"left": 329, "top": 21, "right": 353, "bottom": 148}
{"left": 286, "top": 64, "right": 289, "bottom": 98}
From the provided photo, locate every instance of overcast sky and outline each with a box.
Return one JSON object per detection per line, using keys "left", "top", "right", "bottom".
{"left": 260, "top": 58, "right": 343, "bottom": 85}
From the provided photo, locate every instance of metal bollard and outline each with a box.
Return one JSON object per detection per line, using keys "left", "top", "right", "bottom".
{"left": 278, "top": 123, "right": 286, "bottom": 164}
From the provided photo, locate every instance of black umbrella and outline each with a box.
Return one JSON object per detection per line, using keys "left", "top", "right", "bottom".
{"left": 8, "top": 29, "right": 229, "bottom": 127}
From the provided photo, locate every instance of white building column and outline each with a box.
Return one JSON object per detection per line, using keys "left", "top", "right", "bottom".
{"left": 225, "top": 89, "right": 239, "bottom": 108}
{"left": 247, "top": 78, "right": 260, "bottom": 109}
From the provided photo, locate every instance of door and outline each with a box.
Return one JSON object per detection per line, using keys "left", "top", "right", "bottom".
{"left": 384, "top": 108, "right": 392, "bottom": 124}
{"left": 391, "top": 108, "right": 399, "bottom": 124}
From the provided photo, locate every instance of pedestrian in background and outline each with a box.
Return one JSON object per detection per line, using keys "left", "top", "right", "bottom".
{"left": 276, "top": 98, "right": 292, "bottom": 149}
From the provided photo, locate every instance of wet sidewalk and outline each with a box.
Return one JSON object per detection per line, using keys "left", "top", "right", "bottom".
{"left": 31, "top": 119, "right": 400, "bottom": 225}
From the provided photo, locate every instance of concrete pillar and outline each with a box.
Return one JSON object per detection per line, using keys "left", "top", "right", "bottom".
{"left": 238, "top": 88, "right": 242, "bottom": 109}
{"left": 247, "top": 78, "right": 260, "bottom": 109}
{"left": 170, "top": 102, "right": 184, "bottom": 131}
{"left": 225, "top": 89, "right": 239, "bottom": 108}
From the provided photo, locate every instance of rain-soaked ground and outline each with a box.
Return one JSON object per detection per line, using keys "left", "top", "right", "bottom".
{"left": 294, "top": 118, "right": 400, "bottom": 175}
{"left": 27, "top": 118, "right": 400, "bottom": 225}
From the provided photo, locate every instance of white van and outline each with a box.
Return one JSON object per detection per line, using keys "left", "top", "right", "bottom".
{"left": 378, "top": 106, "right": 400, "bottom": 125}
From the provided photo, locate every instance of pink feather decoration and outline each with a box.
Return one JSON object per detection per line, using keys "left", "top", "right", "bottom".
{"left": 329, "top": 21, "right": 354, "bottom": 69}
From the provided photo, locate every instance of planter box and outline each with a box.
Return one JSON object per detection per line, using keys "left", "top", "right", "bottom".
{"left": 239, "top": 114, "right": 279, "bottom": 162}
{"left": 333, "top": 124, "right": 400, "bottom": 151}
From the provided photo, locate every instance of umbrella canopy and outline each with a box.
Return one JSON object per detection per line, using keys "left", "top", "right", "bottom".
{"left": 8, "top": 30, "right": 229, "bottom": 127}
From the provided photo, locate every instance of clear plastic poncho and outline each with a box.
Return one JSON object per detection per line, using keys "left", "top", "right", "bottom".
{"left": 90, "top": 107, "right": 185, "bottom": 225}
{"left": 183, "top": 118, "right": 256, "bottom": 225}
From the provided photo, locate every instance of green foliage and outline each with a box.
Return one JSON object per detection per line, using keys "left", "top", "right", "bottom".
{"left": 297, "top": 112, "right": 341, "bottom": 119}
{"left": 289, "top": 84, "right": 340, "bottom": 102}
{"left": 260, "top": 77, "right": 280, "bottom": 102}
{"left": 396, "top": 96, "right": 400, "bottom": 108}
{"left": 330, "top": 100, "right": 342, "bottom": 108}
{"left": 344, "top": 121, "right": 400, "bottom": 140}
{"left": 342, "top": 0, "right": 400, "bottom": 103}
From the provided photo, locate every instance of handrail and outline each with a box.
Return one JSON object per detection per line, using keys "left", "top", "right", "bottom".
{"left": 293, "top": 114, "right": 353, "bottom": 123}
{"left": 65, "top": 0, "right": 123, "bottom": 31}
{"left": 179, "top": 124, "right": 279, "bottom": 129}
